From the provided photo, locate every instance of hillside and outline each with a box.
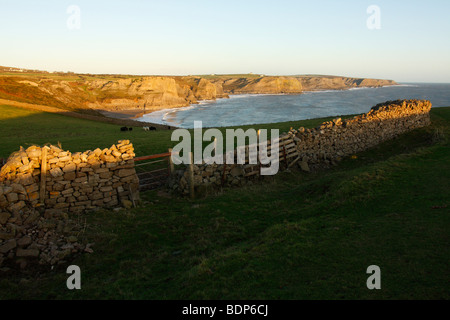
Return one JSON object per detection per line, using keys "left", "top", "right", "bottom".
{"left": 0, "top": 103, "right": 448, "bottom": 299}
{"left": 0, "top": 67, "right": 397, "bottom": 115}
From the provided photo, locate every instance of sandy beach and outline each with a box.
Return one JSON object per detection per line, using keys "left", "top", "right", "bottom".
{"left": 98, "top": 107, "right": 179, "bottom": 123}
{"left": 98, "top": 109, "right": 148, "bottom": 120}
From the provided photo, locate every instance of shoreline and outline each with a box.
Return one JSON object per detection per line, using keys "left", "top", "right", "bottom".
{"left": 98, "top": 109, "right": 148, "bottom": 120}
{"left": 104, "top": 84, "right": 404, "bottom": 122}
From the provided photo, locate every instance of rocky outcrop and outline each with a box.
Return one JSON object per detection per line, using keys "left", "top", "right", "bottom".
{"left": 179, "top": 77, "right": 222, "bottom": 100}
{"left": 210, "top": 79, "right": 229, "bottom": 99}
{"left": 87, "top": 77, "right": 197, "bottom": 111}
{"left": 219, "top": 76, "right": 303, "bottom": 94}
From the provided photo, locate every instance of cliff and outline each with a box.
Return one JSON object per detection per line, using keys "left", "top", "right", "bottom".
{"left": 0, "top": 76, "right": 199, "bottom": 113}
{"left": 177, "top": 77, "right": 225, "bottom": 100}
{"left": 0, "top": 67, "right": 398, "bottom": 114}
{"left": 297, "top": 75, "right": 396, "bottom": 91}
{"left": 217, "top": 76, "right": 302, "bottom": 94}
{"left": 87, "top": 77, "right": 196, "bottom": 111}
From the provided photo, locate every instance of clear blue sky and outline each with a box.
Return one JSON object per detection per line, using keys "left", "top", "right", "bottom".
{"left": 1, "top": 0, "right": 449, "bottom": 82}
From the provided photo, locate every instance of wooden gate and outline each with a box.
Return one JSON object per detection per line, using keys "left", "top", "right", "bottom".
{"left": 241, "top": 134, "right": 300, "bottom": 177}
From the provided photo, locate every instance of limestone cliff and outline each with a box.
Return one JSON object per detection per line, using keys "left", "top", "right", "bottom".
{"left": 178, "top": 77, "right": 224, "bottom": 100}
{"left": 219, "top": 76, "right": 303, "bottom": 94}
{"left": 0, "top": 75, "right": 219, "bottom": 113}
{"left": 297, "top": 76, "right": 396, "bottom": 91}
{"left": 0, "top": 66, "right": 398, "bottom": 115}
{"left": 87, "top": 77, "right": 196, "bottom": 111}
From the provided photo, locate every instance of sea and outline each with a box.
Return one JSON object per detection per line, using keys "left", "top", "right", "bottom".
{"left": 138, "top": 83, "right": 450, "bottom": 128}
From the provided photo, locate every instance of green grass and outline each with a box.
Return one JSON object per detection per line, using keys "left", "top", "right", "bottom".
{"left": 0, "top": 105, "right": 173, "bottom": 158}
{"left": 0, "top": 105, "right": 449, "bottom": 299}
{"left": 0, "top": 104, "right": 353, "bottom": 158}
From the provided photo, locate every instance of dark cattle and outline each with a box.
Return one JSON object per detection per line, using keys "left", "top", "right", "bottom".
{"left": 150, "top": 126, "right": 157, "bottom": 131}
{"left": 129, "top": 127, "right": 133, "bottom": 131}
{"left": 167, "top": 126, "right": 171, "bottom": 130}
{"left": 120, "top": 126, "right": 129, "bottom": 131}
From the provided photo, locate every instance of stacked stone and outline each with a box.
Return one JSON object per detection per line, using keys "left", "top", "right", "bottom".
{"left": 0, "top": 205, "right": 88, "bottom": 268}
{"left": 43, "top": 140, "right": 138, "bottom": 212}
{"left": 173, "top": 99, "right": 432, "bottom": 195}
{"left": 290, "top": 99, "right": 432, "bottom": 169}
{"left": 0, "top": 140, "right": 139, "bottom": 269}
{"left": 175, "top": 163, "right": 247, "bottom": 195}
{"left": 0, "top": 146, "right": 40, "bottom": 212}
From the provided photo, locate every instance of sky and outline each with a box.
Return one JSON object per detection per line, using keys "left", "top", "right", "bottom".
{"left": 1, "top": 0, "right": 449, "bottom": 82}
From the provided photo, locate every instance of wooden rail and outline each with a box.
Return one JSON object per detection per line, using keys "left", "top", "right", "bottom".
{"left": 134, "top": 152, "right": 172, "bottom": 162}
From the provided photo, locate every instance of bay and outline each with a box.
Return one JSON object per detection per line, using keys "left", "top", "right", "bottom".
{"left": 139, "top": 83, "right": 450, "bottom": 128}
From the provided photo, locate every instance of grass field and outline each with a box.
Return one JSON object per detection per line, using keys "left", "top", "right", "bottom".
{"left": 0, "top": 104, "right": 353, "bottom": 158}
{"left": 0, "top": 105, "right": 449, "bottom": 299}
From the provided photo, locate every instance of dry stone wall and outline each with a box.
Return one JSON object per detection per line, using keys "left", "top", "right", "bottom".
{"left": 0, "top": 140, "right": 139, "bottom": 269}
{"left": 291, "top": 99, "right": 432, "bottom": 169}
{"left": 173, "top": 99, "right": 432, "bottom": 195}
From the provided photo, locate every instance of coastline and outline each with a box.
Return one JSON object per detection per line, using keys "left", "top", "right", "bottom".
{"left": 98, "top": 109, "right": 149, "bottom": 120}
{"left": 103, "top": 85, "right": 403, "bottom": 122}
{"left": 103, "top": 93, "right": 306, "bottom": 122}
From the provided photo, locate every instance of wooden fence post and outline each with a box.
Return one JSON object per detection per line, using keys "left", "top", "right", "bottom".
{"left": 168, "top": 148, "right": 175, "bottom": 175}
{"left": 39, "top": 147, "right": 48, "bottom": 204}
{"left": 188, "top": 152, "right": 195, "bottom": 199}
{"left": 283, "top": 144, "right": 287, "bottom": 167}
{"left": 257, "top": 130, "right": 261, "bottom": 176}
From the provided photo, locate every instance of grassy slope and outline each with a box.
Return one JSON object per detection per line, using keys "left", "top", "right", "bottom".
{"left": 0, "top": 105, "right": 449, "bottom": 299}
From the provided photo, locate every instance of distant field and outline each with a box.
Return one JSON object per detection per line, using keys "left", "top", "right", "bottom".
{"left": 0, "top": 71, "right": 143, "bottom": 82}
{"left": 196, "top": 73, "right": 264, "bottom": 80}
{"left": 0, "top": 105, "right": 449, "bottom": 299}
{"left": 0, "top": 71, "right": 264, "bottom": 82}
